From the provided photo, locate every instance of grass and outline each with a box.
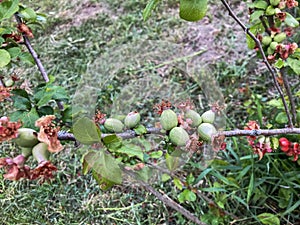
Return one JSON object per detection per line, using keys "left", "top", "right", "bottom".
{"left": 1, "top": 0, "right": 300, "bottom": 224}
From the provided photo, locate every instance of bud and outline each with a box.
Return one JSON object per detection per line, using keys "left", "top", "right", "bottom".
{"left": 274, "top": 33, "right": 286, "bottom": 43}
{"left": 270, "top": 41, "right": 278, "bottom": 50}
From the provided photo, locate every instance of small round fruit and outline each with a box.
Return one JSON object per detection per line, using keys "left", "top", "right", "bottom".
{"left": 104, "top": 118, "right": 124, "bottom": 133}
{"left": 270, "top": 41, "right": 278, "bottom": 50}
{"left": 14, "top": 128, "right": 39, "bottom": 148}
{"left": 261, "top": 36, "right": 272, "bottom": 46}
{"left": 20, "top": 147, "right": 33, "bottom": 158}
{"left": 201, "top": 110, "right": 215, "bottom": 124}
{"left": 185, "top": 110, "right": 202, "bottom": 127}
{"left": 160, "top": 109, "right": 178, "bottom": 131}
{"left": 274, "top": 33, "right": 286, "bottom": 43}
{"left": 32, "top": 142, "right": 50, "bottom": 163}
{"left": 124, "top": 111, "right": 141, "bottom": 128}
{"left": 169, "top": 127, "right": 189, "bottom": 146}
{"left": 4, "top": 78, "right": 14, "bottom": 87}
{"left": 197, "top": 123, "right": 217, "bottom": 141}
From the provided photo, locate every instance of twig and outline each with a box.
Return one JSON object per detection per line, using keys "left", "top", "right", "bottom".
{"left": 215, "top": 127, "right": 300, "bottom": 137}
{"left": 123, "top": 168, "right": 207, "bottom": 225}
{"left": 14, "top": 14, "right": 49, "bottom": 83}
{"left": 220, "top": 0, "right": 294, "bottom": 128}
{"left": 58, "top": 127, "right": 300, "bottom": 142}
{"left": 280, "top": 67, "right": 297, "bottom": 125}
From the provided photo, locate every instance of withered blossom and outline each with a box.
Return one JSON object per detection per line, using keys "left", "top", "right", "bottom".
{"left": 0, "top": 116, "right": 22, "bottom": 142}
{"left": 153, "top": 100, "right": 172, "bottom": 115}
{"left": 0, "top": 155, "right": 30, "bottom": 181}
{"left": 35, "top": 115, "right": 63, "bottom": 153}
{"left": 0, "top": 87, "right": 12, "bottom": 102}
{"left": 30, "top": 161, "right": 57, "bottom": 183}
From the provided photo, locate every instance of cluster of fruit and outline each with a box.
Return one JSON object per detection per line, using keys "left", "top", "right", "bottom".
{"left": 14, "top": 128, "right": 49, "bottom": 163}
{"left": 102, "top": 107, "right": 218, "bottom": 147}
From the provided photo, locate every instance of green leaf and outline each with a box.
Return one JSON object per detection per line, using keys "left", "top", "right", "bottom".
{"left": 257, "top": 213, "right": 280, "bottom": 225}
{"left": 0, "top": 0, "right": 19, "bottom": 20}
{"left": 0, "top": 49, "right": 11, "bottom": 67}
{"left": 247, "top": 173, "right": 254, "bottom": 203}
{"left": 186, "top": 173, "right": 195, "bottom": 185}
{"left": 180, "top": 0, "right": 207, "bottom": 22}
{"left": 19, "top": 52, "right": 34, "bottom": 65}
{"left": 173, "top": 177, "right": 183, "bottom": 190}
{"left": 73, "top": 117, "right": 101, "bottom": 145}
{"left": 178, "top": 189, "right": 196, "bottom": 203}
{"left": 20, "top": 7, "right": 37, "bottom": 21}
{"left": 11, "top": 95, "right": 31, "bottom": 110}
{"left": 286, "top": 57, "right": 300, "bottom": 75}
{"left": 149, "top": 150, "right": 163, "bottom": 159}
{"left": 284, "top": 12, "right": 299, "bottom": 28}
{"left": 250, "top": 10, "right": 264, "bottom": 22}
{"left": 103, "top": 134, "right": 122, "bottom": 149}
{"left": 92, "top": 170, "right": 117, "bottom": 190}
{"left": 37, "top": 106, "right": 54, "bottom": 116}
{"left": 133, "top": 124, "right": 147, "bottom": 135}
{"left": 143, "top": 0, "right": 160, "bottom": 21}
{"left": 165, "top": 153, "right": 181, "bottom": 171}
{"left": 275, "top": 112, "right": 288, "bottom": 124}
{"left": 84, "top": 150, "right": 122, "bottom": 185}
{"left": 161, "top": 173, "right": 171, "bottom": 182}
{"left": 116, "top": 143, "right": 144, "bottom": 160}
{"left": 7, "top": 47, "right": 21, "bottom": 59}
{"left": 254, "top": 1, "right": 268, "bottom": 9}
{"left": 13, "top": 107, "right": 39, "bottom": 129}
{"left": 271, "top": 137, "right": 279, "bottom": 150}
{"left": 274, "top": 58, "right": 284, "bottom": 69}
{"left": 267, "top": 99, "right": 283, "bottom": 108}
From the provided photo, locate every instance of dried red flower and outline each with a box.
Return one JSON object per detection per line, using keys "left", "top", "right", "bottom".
{"left": 30, "top": 161, "right": 57, "bottom": 183}
{"left": 153, "top": 100, "right": 172, "bottom": 115}
{"left": 17, "top": 23, "right": 34, "bottom": 38}
{"left": 0, "top": 155, "right": 30, "bottom": 181}
{"left": 286, "top": 0, "right": 298, "bottom": 8}
{"left": 0, "top": 87, "right": 12, "bottom": 102}
{"left": 93, "top": 110, "right": 106, "bottom": 124}
{"left": 35, "top": 115, "right": 63, "bottom": 153}
{"left": 276, "top": 12, "right": 286, "bottom": 21}
{"left": 0, "top": 116, "right": 22, "bottom": 142}
{"left": 284, "top": 27, "right": 293, "bottom": 37}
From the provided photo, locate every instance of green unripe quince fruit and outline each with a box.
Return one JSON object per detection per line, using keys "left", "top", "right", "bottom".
{"left": 185, "top": 109, "right": 202, "bottom": 127}
{"left": 4, "top": 78, "right": 14, "bottom": 87}
{"left": 169, "top": 127, "right": 189, "bottom": 146}
{"left": 160, "top": 109, "right": 178, "bottom": 131}
{"left": 179, "top": 0, "right": 207, "bottom": 22}
{"left": 124, "top": 112, "right": 141, "bottom": 128}
{"left": 267, "top": 46, "right": 275, "bottom": 55}
{"left": 197, "top": 123, "right": 217, "bottom": 141}
{"left": 261, "top": 36, "right": 272, "bottom": 46}
{"left": 270, "top": 42, "right": 278, "bottom": 50}
{"left": 14, "top": 128, "right": 39, "bottom": 148}
{"left": 201, "top": 110, "right": 215, "bottom": 124}
{"left": 32, "top": 142, "right": 50, "bottom": 163}
{"left": 270, "top": 0, "right": 280, "bottom": 6}
{"left": 20, "top": 147, "right": 33, "bottom": 158}
{"left": 274, "top": 33, "right": 286, "bottom": 43}
{"left": 104, "top": 118, "right": 124, "bottom": 133}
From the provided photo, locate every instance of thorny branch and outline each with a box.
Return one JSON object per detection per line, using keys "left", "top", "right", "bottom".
{"left": 219, "top": 0, "right": 294, "bottom": 128}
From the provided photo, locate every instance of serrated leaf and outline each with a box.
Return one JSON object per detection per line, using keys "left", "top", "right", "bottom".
{"left": 285, "top": 12, "right": 299, "bottom": 28}
{"left": 257, "top": 213, "right": 280, "bottom": 225}
{"left": 143, "top": 0, "right": 160, "bottom": 21}
{"left": 0, "top": 0, "right": 19, "bottom": 20}
{"left": 73, "top": 117, "right": 101, "bottom": 144}
{"left": 84, "top": 150, "right": 122, "bottom": 185}
{"left": 186, "top": 173, "right": 195, "bottom": 185}
{"left": 178, "top": 189, "right": 196, "bottom": 203}
{"left": 149, "top": 150, "right": 163, "bottom": 159}
{"left": 180, "top": 0, "right": 207, "bottom": 22}
{"left": 12, "top": 95, "right": 31, "bottom": 110}
{"left": 134, "top": 124, "right": 147, "bottom": 135}
{"left": 116, "top": 143, "right": 144, "bottom": 160}
{"left": 21, "top": 107, "right": 40, "bottom": 129}
{"left": 0, "top": 49, "right": 11, "bottom": 67}
{"left": 286, "top": 57, "right": 300, "bottom": 75}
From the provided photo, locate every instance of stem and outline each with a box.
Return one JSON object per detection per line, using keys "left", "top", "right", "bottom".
{"left": 220, "top": 0, "right": 294, "bottom": 128}
{"left": 280, "top": 67, "right": 297, "bottom": 125}
{"left": 14, "top": 14, "right": 49, "bottom": 83}
{"left": 123, "top": 168, "right": 207, "bottom": 225}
